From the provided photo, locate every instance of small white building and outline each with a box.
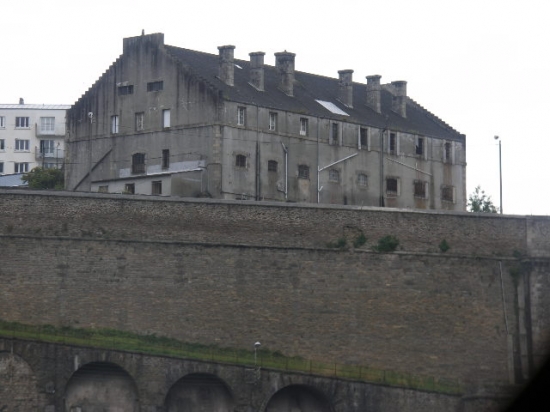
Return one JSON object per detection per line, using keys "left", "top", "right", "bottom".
{"left": 0, "top": 99, "right": 70, "bottom": 176}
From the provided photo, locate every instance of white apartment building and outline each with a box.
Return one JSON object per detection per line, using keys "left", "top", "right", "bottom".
{"left": 0, "top": 99, "right": 70, "bottom": 176}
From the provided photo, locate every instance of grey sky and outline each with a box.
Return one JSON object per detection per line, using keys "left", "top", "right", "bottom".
{"left": 3, "top": 0, "right": 549, "bottom": 215}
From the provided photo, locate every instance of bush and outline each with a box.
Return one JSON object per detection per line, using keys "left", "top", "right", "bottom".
{"left": 439, "top": 239, "right": 450, "bottom": 253}
{"left": 22, "top": 167, "right": 64, "bottom": 190}
{"left": 353, "top": 232, "right": 367, "bottom": 248}
{"left": 374, "top": 235, "right": 399, "bottom": 252}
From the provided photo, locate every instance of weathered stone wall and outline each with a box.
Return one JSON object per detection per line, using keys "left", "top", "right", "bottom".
{"left": 0, "top": 190, "right": 548, "bottom": 389}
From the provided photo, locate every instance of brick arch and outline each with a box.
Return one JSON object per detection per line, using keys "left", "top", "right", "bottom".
{"left": 263, "top": 384, "right": 334, "bottom": 412}
{"left": 164, "top": 372, "right": 235, "bottom": 412}
{"left": 65, "top": 361, "right": 139, "bottom": 411}
{"left": 0, "top": 351, "right": 40, "bottom": 411}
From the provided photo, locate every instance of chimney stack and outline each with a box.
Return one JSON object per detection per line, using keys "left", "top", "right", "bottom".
{"left": 391, "top": 81, "right": 407, "bottom": 117}
{"left": 274, "top": 51, "right": 296, "bottom": 97}
{"left": 338, "top": 70, "right": 354, "bottom": 108}
{"left": 218, "top": 45, "right": 236, "bottom": 86}
{"left": 366, "top": 75, "right": 382, "bottom": 113}
{"left": 249, "top": 52, "right": 265, "bottom": 91}
{"left": 19, "top": 98, "right": 24, "bottom": 105}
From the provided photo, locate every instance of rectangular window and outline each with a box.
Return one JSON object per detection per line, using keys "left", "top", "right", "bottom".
{"left": 386, "top": 177, "right": 399, "bottom": 195}
{"left": 0, "top": 116, "right": 5, "bottom": 128}
{"left": 300, "top": 118, "right": 308, "bottom": 136}
{"left": 111, "top": 115, "right": 119, "bottom": 134}
{"left": 268, "top": 160, "right": 278, "bottom": 172}
{"left": 135, "top": 112, "right": 144, "bottom": 131}
{"left": 235, "top": 154, "right": 247, "bottom": 168}
{"left": 416, "top": 137, "right": 424, "bottom": 156}
{"left": 330, "top": 123, "right": 339, "bottom": 145}
{"left": 328, "top": 169, "right": 340, "bottom": 182}
{"left": 152, "top": 181, "right": 162, "bottom": 195}
{"left": 14, "top": 162, "right": 29, "bottom": 173}
{"left": 444, "top": 142, "right": 453, "bottom": 163}
{"left": 298, "top": 165, "right": 309, "bottom": 179}
{"left": 162, "top": 109, "right": 171, "bottom": 128}
{"left": 359, "top": 127, "right": 368, "bottom": 149}
{"left": 16, "top": 117, "right": 29, "bottom": 128}
{"left": 269, "top": 112, "right": 277, "bottom": 131}
{"left": 15, "top": 139, "right": 30, "bottom": 151}
{"left": 40, "top": 140, "right": 55, "bottom": 155}
{"left": 357, "top": 173, "right": 368, "bottom": 187}
{"left": 98, "top": 185, "right": 109, "bottom": 193}
{"left": 414, "top": 180, "right": 427, "bottom": 198}
{"left": 389, "top": 132, "right": 397, "bottom": 155}
{"left": 237, "top": 107, "right": 245, "bottom": 126}
{"left": 132, "top": 153, "right": 146, "bottom": 174}
{"left": 442, "top": 185, "right": 455, "bottom": 202}
{"left": 0, "top": 162, "right": 3, "bottom": 174}
{"left": 162, "top": 149, "right": 170, "bottom": 169}
{"left": 0, "top": 139, "right": 4, "bottom": 150}
{"left": 124, "top": 183, "right": 135, "bottom": 194}
{"left": 118, "top": 85, "right": 134, "bottom": 95}
{"left": 147, "top": 81, "right": 163, "bottom": 92}
{"left": 40, "top": 117, "right": 55, "bottom": 134}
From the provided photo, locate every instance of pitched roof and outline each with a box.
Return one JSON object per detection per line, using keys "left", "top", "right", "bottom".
{"left": 165, "top": 45, "right": 464, "bottom": 142}
{"left": 0, "top": 104, "right": 70, "bottom": 110}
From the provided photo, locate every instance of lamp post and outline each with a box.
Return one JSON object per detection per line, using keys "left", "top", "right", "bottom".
{"left": 494, "top": 136, "right": 502, "bottom": 214}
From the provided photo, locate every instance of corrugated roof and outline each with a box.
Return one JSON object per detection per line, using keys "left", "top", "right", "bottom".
{"left": 0, "top": 104, "right": 71, "bottom": 110}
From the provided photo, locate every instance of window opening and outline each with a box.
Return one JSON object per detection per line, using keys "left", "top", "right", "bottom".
{"left": 162, "top": 149, "right": 170, "bottom": 169}
{"left": 236, "top": 154, "right": 246, "bottom": 168}
{"left": 300, "top": 118, "right": 308, "bottom": 136}
{"left": 132, "top": 153, "right": 145, "bottom": 174}
{"left": 152, "top": 181, "right": 162, "bottom": 195}
{"left": 268, "top": 160, "right": 278, "bottom": 172}
{"left": 298, "top": 165, "right": 309, "bottom": 179}
{"left": 386, "top": 177, "right": 398, "bottom": 194}
{"left": 147, "top": 81, "right": 163, "bottom": 92}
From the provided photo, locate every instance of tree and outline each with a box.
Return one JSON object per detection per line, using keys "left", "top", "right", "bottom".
{"left": 468, "top": 185, "right": 498, "bottom": 213}
{"left": 22, "top": 167, "right": 64, "bottom": 190}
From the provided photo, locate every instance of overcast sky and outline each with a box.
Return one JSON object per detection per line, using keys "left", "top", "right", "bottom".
{"left": 2, "top": 0, "right": 549, "bottom": 215}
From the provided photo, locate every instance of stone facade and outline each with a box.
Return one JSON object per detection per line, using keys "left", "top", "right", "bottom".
{"left": 1, "top": 190, "right": 549, "bottom": 396}
{"left": 65, "top": 33, "right": 466, "bottom": 211}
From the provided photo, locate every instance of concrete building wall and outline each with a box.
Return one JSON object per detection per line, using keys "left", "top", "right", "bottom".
{"left": 0, "top": 103, "right": 69, "bottom": 175}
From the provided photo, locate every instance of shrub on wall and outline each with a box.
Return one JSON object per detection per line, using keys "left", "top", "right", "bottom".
{"left": 374, "top": 235, "right": 399, "bottom": 252}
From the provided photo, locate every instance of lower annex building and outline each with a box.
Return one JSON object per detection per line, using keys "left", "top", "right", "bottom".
{"left": 66, "top": 32, "right": 466, "bottom": 210}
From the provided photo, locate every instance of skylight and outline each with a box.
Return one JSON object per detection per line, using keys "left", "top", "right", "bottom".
{"left": 315, "top": 100, "right": 349, "bottom": 116}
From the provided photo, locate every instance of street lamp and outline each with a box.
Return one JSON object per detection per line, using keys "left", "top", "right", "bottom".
{"left": 494, "top": 136, "right": 502, "bottom": 214}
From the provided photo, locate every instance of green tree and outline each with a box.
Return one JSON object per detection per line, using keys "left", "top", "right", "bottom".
{"left": 22, "top": 167, "right": 64, "bottom": 190}
{"left": 468, "top": 185, "right": 498, "bottom": 213}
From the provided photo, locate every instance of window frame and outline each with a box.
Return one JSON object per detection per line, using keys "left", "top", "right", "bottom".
{"left": 267, "top": 160, "right": 278, "bottom": 172}
{"left": 118, "top": 85, "right": 134, "bottom": 95}
{"left": 386, "top": 177, "right": 399, "bottom": 196}
{"left": 162, "top": 149, "right": 170, "bottom": 169}
{"left": 147, "top": 81, "right": 163, "bottom": 92}
{"left": 39, "top": 117, "right": 55, "bottom": 134}
{"left": 389, "top": 132, "right": 398, "bottom": 155}
{"left": 0, "top": 162, "right": 4, "bottom": 174}
{"left": 416, "top": 137, "right": 425, "bottom": 157}
{"left": 269, "top": 112, "right": 277, "bottom": 131}
{"left": 152, "top": 180, "right": 162, "bottom": 196}
{"left": 300, "top": 118, "right": 308, "bottom": 136}
{"left": 135, "top": 112, "right": 144, "bottom": 131}
{"left": 15, "top": 117, "right": 30, "bottom": 129}
{"left": 413, "top": 180, "right": 428, "bottom": 199}
{"left": 0, "top": 139, "right": 5, "bottom": 151}
{"left": 111, "top": 115, "right": 119, "bottom": 134}
{"left": 359, "top": 127, "right": 368, "bottom": 150}
{"left": 298, "top": 164, "right": 310, "bottom": 180}
{"left": 40, "top": 139, "right": 55, "bottom": 155}
{"left": 237, "top": 107, "right": 246, "bottom": 126}
{"left": 330, "top": 122, "right": 339, "bottom": 146}
{"left": 444, "top": 141, "right": 453, "bottom": 164}
{"left": 441, "top": 185, "right": 455, "bottom": 203}
{"left": 162, "top": 109, "right": 171, "bottom": 128}
{"left": 131, "top": 152, "right": 146, "bottom": 174}
{"left": 235, "top": 154, "right": 247, "bottom": 168}
{"left": 0, "top": 116, "right": 5, "bottom": 128}
{"left": 357, "top": 173, "right": 368, "bottom": 187}
{"left": 124, "top": 183, "right": 135, "bottom": 194}
{"left": 14, "top": 162, "right": 29, "bottom": 173}
{"left": 15, "top": 139, "right": 30, "bottom": 152}
{"left": 328, "top": 169, "right": 340, "bottom": 183}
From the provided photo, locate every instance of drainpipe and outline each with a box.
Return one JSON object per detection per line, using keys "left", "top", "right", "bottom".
{"left": 281, "top": 142, "right": 288, "bottom": 200}
{"left": 255, "top": 105, "right": 260, "bottom": 200}
{"left": 317, "top": 118, "right": 321, "bottom": 203}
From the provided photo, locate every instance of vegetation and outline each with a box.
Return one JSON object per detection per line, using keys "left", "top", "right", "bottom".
{"left": 22, "top": 167, "right": 64, "bottom": 190}
{"left": 327, "top": 237, "right": 347, "bottom": 249}
{"left": 374, "top": 235, "right": 400, "bottom": 252}
{"left": 439, "top": 239, "right": 450, "bottom": 253}
{"left": 467, "top": 185, "right": 498, "bottom": 213}
{"left": 353, "top": 232, "right": 367, "bottom": 248}
{"left": 0, "top": 319, "right": 463, "bottom": 395}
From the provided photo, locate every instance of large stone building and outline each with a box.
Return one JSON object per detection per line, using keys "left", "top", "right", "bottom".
{"left": 66, "top": 32, "right": 466, "bottom": 210}
{"left": 0, "top": 100, "right": 69, "bottom": 176}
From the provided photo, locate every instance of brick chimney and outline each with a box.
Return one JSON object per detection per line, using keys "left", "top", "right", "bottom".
{"left": 274, "top": 51, "right": 296, "bottom": 97}
{"left": 218, "top": 45, "right": 236, "bottom": 86}
{"left": 366, "top": 75, "right": 382, "bottom": 114}
{"left": 338, "top": 70, "right": 354, "bottom": 108}
{"left": 249, "top": 52, "right": 265, "bottom": 91}
{"left": 391, "top": 81, "right": 407, "bottom": 117}
{"left": 19, "top": 98, "right": 24, "bottom": 105}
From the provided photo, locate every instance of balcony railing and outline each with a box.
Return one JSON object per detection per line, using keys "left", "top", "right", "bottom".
{"left": 35, "top": 146, "right": 65, "bottom": 161}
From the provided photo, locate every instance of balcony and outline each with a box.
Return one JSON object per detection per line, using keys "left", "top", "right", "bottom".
{"left": 35, "top": 146, "right": 64, "bottom": 161}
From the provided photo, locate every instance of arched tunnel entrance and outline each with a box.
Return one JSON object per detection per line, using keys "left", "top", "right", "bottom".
{"left": 0, "top": 351, "right": 40, "bottom": 411}
{"left": 165, "top": 372, "right": 235, "bottom": 412}
{"left": 65, "top": 361, "right": 139, "bottom": 411}
{"left": 265, "top": 384, "right": 333, "bottom": 412}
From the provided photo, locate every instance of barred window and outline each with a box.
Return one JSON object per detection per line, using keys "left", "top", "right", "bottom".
{"left": 298, "top": 165, "right": 309, "bottom": 179}
{"left": 268, "top": 160, "right": 278, "bottom": 172}
{"left": 147, "top": 81, "right": 163, "bottom": 92}
{"left": 357, "top": 173, "right": 368, "bottom": 187}
{"left": 236, "top": 154, "right": 247, "bottom": 168}
{"left": 118, "top": 85, "right": 134, "bottom": 95}
{"left": 386, "top": 177, "right": 398, "bottom": 195}
{"left": 414, "top": 180, "right": 427, "bottom": 198}
{"left": 329, "top": 169, "right": 340, "bottom": 182}
{"left": 132, "top": 153, "right": 145, "bottom": 174}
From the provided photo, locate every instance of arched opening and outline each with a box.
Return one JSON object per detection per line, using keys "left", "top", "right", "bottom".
{"left": 0, "top": 352, "right": 39, "bottom": 410}
{"left": 65, "top": 361, "right": 138, "bottom": 411}
{"left": 265, "top": 384, "right": 333, "bottom": 412}
{"left": 164, "top": 372, "right": 234, "bottom": 412}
